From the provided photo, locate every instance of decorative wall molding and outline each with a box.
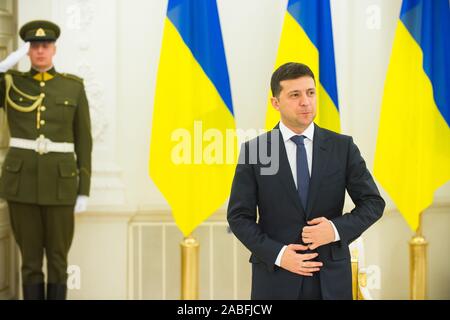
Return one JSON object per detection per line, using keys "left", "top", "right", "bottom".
{"left": 66, "top": 0, "right": 95, "bottom": 32}
{"left": 77, "top": 61, "right": 108, "bottom": 142}
{"left": 51, "top": 0, "right": 126, "bottom": 209}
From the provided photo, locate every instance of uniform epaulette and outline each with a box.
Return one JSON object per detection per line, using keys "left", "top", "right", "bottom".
{"left": 6, "top": 70, "right": 27, "bottom": 77}
{"left": 60, "top": 72, "right": 84, "bottom": 84}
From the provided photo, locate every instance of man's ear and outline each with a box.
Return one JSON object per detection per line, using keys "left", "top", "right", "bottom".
{"left": 270, "top": 96, "right": 280, "bottom": 111}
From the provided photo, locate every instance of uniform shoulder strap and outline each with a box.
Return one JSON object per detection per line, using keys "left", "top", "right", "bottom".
{"left": 6, "top": 70, "right": 27, "bottom": 77}
{"left": 60, "top": 72, "right": 84, "bottom": 84}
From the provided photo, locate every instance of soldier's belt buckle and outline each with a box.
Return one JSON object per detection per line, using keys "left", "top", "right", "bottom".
{"left": 35, "top": 136, "right": 50, "bottom": 155}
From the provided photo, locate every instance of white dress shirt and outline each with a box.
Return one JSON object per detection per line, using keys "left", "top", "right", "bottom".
{"left": 274, "top": 121, "right": 340, "bottom": 267}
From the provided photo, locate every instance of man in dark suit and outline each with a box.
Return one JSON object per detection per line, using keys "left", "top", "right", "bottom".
{"left": 227, "top": 62, "right": 385, "bottom": 300}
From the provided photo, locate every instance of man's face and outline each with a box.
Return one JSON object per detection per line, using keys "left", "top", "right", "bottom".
{"left": 28, "top": 41, "right": 56, "bottom": 70}
{"left": 271, "top": 76, "right": 317, "bottom": 133}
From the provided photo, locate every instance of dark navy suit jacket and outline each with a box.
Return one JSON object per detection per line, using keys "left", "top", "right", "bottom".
{"left": 227, "top": 123, "right": 385, "bottom": 300}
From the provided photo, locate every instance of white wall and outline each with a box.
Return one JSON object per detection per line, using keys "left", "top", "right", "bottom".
{"left": 17, "top": 0, "right": 450, "bottom": 299}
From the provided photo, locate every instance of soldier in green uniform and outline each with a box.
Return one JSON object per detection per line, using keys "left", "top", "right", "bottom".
{"left": 0, "top": 20, "right": 92, "bottom": 300}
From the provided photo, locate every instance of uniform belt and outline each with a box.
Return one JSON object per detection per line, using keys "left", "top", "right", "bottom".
{"left": 10, "top": 137, "right": 75, "bottom": 154}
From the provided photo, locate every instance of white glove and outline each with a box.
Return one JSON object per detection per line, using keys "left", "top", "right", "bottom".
{"left": 74, "top": 195, "right": 89, "bottom": 213}
{"left": 0, "top": 42, "right": 30, "bottom": 73}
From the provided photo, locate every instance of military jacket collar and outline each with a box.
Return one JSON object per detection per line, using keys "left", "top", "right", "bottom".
{"left": 30, "top": 67, "right": 57, "bottom": 81}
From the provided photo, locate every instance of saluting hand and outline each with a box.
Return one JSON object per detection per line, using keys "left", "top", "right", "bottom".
{"left": 0, "top": 42, "right": 30, "bottom": 73}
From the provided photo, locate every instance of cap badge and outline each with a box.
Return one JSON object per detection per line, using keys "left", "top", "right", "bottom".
{"left": 35, "top": 28, "right": 46, "bottom": 37}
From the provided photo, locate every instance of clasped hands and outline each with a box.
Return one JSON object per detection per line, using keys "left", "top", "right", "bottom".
{"left": 280, "top": 217, "right": 335, "bottom": 276}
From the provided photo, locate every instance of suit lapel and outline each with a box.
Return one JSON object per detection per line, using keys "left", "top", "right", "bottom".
{"left": 269, "top": 125, "right": 305, "bottom": 215}
{"left": 305, "top": 124, "right": 331, "bottom": 218}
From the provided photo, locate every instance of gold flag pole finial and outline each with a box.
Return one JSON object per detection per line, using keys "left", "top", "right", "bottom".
{"left": 180, "top": 234, "right": 199, "bottom": 300}
{"left": 409, "top": 212, "right": 428, "bottom": 300}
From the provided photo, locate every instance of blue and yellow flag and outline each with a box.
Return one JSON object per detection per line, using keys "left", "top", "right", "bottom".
{"left": 374, "top": 0, "right": 450, "bottom": 231}
{"left": 150, "top": 0, "right": 236, "bottom": 236}
{"left": 265, "top": 0, "right": 340, "bottom": 132}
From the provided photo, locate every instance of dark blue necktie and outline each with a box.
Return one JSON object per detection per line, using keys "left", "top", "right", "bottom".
{"left": 290, "top": 135, "right": 310, "bottom": 210}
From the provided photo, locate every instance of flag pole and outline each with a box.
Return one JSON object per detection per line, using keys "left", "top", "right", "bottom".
{"left": 180, "top": 234, "right": 199, "bottom": 299}
{"left": 351, "top": 249, "right": 358, "bottom": 300}
{"left": 409, "top": 212, "right": 428, "bottom": 299}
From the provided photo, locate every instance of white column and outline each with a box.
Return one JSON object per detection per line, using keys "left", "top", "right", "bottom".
{"left": 0, "top": 0, "right": 18, "bottom": 300}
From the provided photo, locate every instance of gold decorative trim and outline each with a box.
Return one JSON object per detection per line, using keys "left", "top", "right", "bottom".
{"left": 4, "top": 74, "right": 44, "bottom": 129}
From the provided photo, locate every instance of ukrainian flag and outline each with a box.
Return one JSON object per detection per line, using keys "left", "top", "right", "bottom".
{"left": 374, "top": 0, "right": 450, "bottom": 231}
{"left": 265, "top": 0, "right": 340, "bottom": 132}
{"left": 150, "top": 0, "right": 236, "bottom": 236}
